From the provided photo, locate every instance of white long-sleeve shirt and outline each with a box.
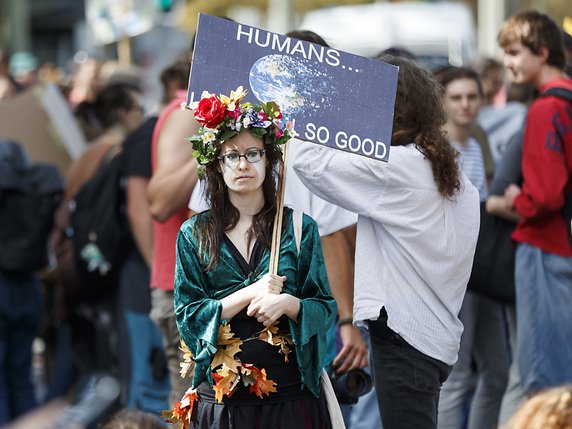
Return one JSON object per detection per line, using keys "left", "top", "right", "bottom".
{"left": 293, "top": 142, "right": 480, "bottom": 365}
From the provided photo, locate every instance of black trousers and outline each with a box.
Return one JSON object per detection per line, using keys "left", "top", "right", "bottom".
{"left": 368, "top": 308, "right": 451, "bottom": 429}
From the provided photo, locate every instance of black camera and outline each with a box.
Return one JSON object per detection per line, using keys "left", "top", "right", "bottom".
{"left": 330, "top": 368, "right": 373, "bottom": 405}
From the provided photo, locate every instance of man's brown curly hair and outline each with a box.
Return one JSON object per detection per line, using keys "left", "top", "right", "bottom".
{"left": 377, "top": 54, "right": 461, "bottom": 199}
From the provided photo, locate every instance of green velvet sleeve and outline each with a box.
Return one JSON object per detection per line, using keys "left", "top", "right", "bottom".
{"left": 174, "top": 216, "right": 222, "bottom": 389}
{"left": 287, "top": 214, "right": 337, "bottom": 397}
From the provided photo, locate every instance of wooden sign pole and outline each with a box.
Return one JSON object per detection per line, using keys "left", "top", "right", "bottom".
{"left": 268, "top": 139, "right": 290, "bottom": 275}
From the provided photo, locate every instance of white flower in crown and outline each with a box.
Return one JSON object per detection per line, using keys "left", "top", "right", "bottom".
{"left": 285, "top": 120, "right": 298, "bottom": 138}
{"left": 201, "top": 130, "right": 217, "bottom": 144}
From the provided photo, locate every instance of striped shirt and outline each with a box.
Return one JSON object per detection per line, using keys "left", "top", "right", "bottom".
{"left": 293, "top": 143, "right": 480, "bottom": 365}
{"left": 452, "top": 137, "right": 488, "bottom": 201}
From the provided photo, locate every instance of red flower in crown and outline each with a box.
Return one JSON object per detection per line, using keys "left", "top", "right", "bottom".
{"left": 194, "top": 94, "right": 227, "bottom": 129}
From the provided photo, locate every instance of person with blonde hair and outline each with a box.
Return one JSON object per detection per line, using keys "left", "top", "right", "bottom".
{"left": 503, "top": 385, "right": 572, "bottom": 429}
{"left": 102, "top": 409, "right": 165, "bottom": 429}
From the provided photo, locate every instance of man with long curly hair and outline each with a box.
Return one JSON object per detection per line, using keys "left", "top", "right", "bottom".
{"left": 294, "top": 55, "right": 480, "bottom": 428}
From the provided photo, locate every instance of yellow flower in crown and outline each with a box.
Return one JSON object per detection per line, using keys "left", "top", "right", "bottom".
{"left": 219, "top": 86, "right": 248, "bottom": 111}
{"left": 185, "top": 86, "right": 296, "bottom": 178}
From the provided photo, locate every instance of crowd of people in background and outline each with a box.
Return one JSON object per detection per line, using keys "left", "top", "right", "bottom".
{"left": 0, "top": 7, "right": 571, "bottom": 429}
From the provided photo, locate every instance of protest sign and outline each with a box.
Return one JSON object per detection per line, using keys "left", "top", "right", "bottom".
{"left": 0, "top": 84, "right": 87, "bottom": 174}
{"left": 187, "top": 14, "right": 398, "bottom": 162}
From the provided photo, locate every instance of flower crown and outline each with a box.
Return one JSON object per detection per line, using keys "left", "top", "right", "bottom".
{"left": 184, "top": 86, "right": 296, "bottom": 171}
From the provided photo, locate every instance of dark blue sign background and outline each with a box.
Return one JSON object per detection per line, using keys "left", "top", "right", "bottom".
{"left": 187, "top": 14, "right": 398, "bottom": 161}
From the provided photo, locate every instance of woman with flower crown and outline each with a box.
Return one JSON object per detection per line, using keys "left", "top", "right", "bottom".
{"left": 168, "top": 87, "right": 337, "bottom": 428}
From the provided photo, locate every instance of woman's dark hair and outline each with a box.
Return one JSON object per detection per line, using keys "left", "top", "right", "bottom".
{"left": 160, "top": 59, "right": 190, "bottom": 103}
{"left": 194, "top": 134, "right": 284, "bottom": 271}
{"left": 378, "top": 46, "right": 417, "bottom": 61}
{"left": 79, "top": 82, "right": 140, "bottom": 130}
{"left": 438, "top": 66, "right": 484, "bottom": 97}
{"left": 286, "top": 30, "right": 330, "bottom": 48}
{"left": 378, "top": 54, "right": 461, "bottom": 199}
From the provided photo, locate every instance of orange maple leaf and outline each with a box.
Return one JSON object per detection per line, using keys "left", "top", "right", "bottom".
{"left": 211, "top": 323, "right": 243, "bottom": 372}
{"left": 179, "top": 340, "right": 195, "bottom": 379}
{"left": 210, "top": 340, "right": 242, "bottom": 372}
{"left": 258, "top": 322, "right": 279, "bottom": 344}
{"left": 276, "top": 334, "right": 294, "bottom": 362}
{"left": 218, "top": 322, "right": 240, "bottom": 345}
{"left": 162, "top": 401, "right": 189, "bottom": 429}
{"left": 245, "top": 365, "right": 278, "bottom": 398}
{"left": 258, "top": 323, "right": 294, "bottom": 362}
{"left": 212, "top": 365, "right": 239, "bottom": 403}
{"left": 161, "top": 387, "right": 199, "bottom": 429}
{"left": 180, "top": 388, "right": 199, "bottom": 420}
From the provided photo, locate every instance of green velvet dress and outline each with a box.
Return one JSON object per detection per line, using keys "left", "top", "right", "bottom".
{"left": 174, "top": 208, "right": 336, "bottom": 428}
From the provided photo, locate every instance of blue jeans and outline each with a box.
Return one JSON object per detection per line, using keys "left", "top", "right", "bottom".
{"left": 0, "top": 272, "right": 43, "bottom": 423}
{"left": 515, "top": 243, "right": 572, "bottom": 394}
{"left": 438, "top": 292, "right": 509, "bottom": 429}
{"left": 498, "top": 305, "right": 525, "bottom": 425}
{"left": 368, "top": 308, "right": 450, "bottom": 429}
{"left": 125, "top": 311, "right": 170, "bottom": 413}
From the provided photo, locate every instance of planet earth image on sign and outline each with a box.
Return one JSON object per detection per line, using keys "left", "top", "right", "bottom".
{"left": 249, "top": 54, "right": 335, "bottom": 117}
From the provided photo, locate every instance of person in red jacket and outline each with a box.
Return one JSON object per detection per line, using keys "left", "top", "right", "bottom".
{"left": 498, "top": 10, "right": 572, "bottom": 395}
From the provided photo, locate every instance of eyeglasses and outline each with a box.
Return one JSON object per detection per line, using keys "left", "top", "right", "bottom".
{"left": 217, "top": 149, "right": 266, "bottom": 166}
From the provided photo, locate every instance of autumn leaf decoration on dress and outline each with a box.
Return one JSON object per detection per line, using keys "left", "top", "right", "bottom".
{"left": 179, "top": 340, "right": 195, "bottom": 379}
{"left": 210, "top": 322, "right": 242, "bottom": 373}
{"left": 258, "top": 322, "right": 295, "bottom": 362}
{"left": 161, "top": 385, "right": 199, "bottom": 429}
{"left": 163, "top": 322, "right": 293, "bottom": 427}
{"left": 161, "top": 341, "right": 198, "bottom": 429}
{"left": 210, "top": 323, "right": 278, "bottom": 400}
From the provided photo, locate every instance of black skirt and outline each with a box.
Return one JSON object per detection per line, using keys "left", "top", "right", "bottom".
{"left": 191, "top": 385, "right": 332, "bottom": 429}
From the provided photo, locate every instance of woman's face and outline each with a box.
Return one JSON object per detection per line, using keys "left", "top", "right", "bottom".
{"left": 218, "top": 131, "right": 267, "bottom": 196}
